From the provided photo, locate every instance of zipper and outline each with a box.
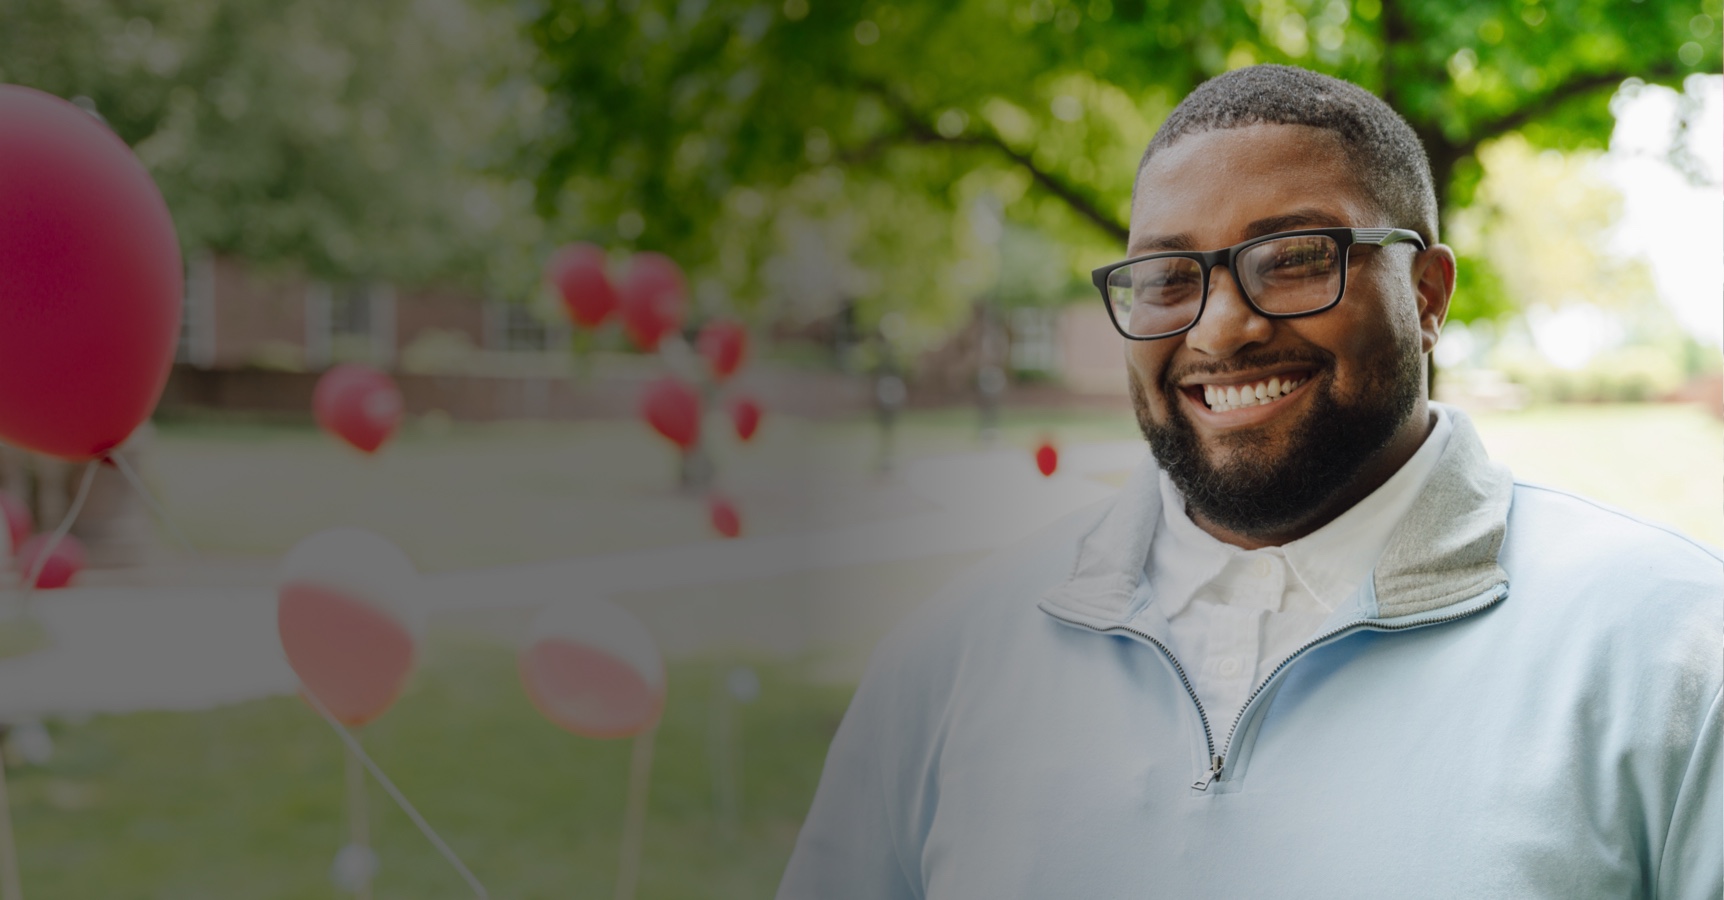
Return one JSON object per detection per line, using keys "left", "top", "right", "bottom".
{"left": 1038, "top": 615, "right": 1221, "bottom": 782}
{"left": 1194, "top": 754, "right": 1224, "bottom": 791}
{"left": 1044, "top": 585, "right": 1506, "bottom": 792}
{"left": 1212, "top": 586, "right": 1509, "bottom": 771}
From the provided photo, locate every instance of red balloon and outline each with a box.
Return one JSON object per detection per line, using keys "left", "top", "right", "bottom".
{"left": 729, "top": 396, "right": 762, "bottom": 442}
{"left": 277, "top": 528, "right": 422, "bottom": 727}
{"left": 0, "top": 86, "right": 183, "bottom": 460}
{"left": 313, "top": 364, "right": 403, "bottom": 455}
{"left": 709, "top": 495, "right": 742, "bottom": 538}
{"left": 547, "top": 242, "right": 618, "bottom": 328}
{"left": 0, "top": 494, "right": 32, "bottom": 554}
{"left": 519, "top": 600, "right": 666, "bottom": 739}
{"left": 17, "top": 533, "right": 84, "bottom": 590}
{"left": 618, "top": 253, "right": 687, "bottom": 352}
{"left": 696, "top": 320, "right": 748, "bottom": 380}
{"left": 641, "top": 377, "right": 700, "bottom": 450}
{"left": 1035, "top": 441, "right": 1059, "bottom": 477}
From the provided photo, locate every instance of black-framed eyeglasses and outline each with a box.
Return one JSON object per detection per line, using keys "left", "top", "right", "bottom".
{"left": 1092, "top": 227, "right": 1427, "bottom": 341}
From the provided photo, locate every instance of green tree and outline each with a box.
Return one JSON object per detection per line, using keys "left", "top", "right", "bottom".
{"left": 0, "top": 0, "right": 549, "bottom": 295}
{"left": 518, "top": 0, "right": 1720, "bottom": 330}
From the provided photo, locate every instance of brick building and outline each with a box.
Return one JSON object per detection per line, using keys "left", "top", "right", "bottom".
{"left": 175, "top": 253, "right": 564, "bottom": 373}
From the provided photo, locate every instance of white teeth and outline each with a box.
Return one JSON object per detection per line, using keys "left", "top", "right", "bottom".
{"left": 1201, "top": 375, "right": 1306, "bottom": 412}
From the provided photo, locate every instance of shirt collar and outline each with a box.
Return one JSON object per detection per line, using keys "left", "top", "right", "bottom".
{"left": 1145, "top": 472, "right": 1234, "bottom": 619}
{"left": 1280, "top": 407, "right": 1452, "bottom": 610}
{"left": 1040, "top": 403, "right": 1511, "bottom": 629}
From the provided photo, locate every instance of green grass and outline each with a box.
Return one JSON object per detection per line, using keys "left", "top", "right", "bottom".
{"left": 16, "top": 400, "right": 1715, "bottom": 897}
{"left": 1468, "top": 403, "right": 1723, "bottom": 548}
{"left": 8, "top": 635, "right": 850, "bottom": 898}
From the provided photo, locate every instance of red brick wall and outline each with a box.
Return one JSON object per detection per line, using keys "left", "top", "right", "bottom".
{"left": 210, "top": 256, "right": 308, "bottom": 369}
{"left": 395, "top": 285, "right": 486, "bottom": 351}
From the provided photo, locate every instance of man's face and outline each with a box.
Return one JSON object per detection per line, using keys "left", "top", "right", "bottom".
{"left": 1127, "top": 123, "right": 1448, "bottom": 543}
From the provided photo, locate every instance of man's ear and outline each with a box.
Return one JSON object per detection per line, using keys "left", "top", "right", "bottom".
{"left": 1413, "top": 245, "right": 1457, "bottom": 355}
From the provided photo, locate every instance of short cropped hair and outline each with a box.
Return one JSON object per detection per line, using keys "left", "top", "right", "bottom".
{"left": 1138, "top": 65, "right": 1439, "bottom": 244}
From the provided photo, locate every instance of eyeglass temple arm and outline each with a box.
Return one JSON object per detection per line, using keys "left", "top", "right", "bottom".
{"left": 1353, "top": 227, "right": 1426, "bottom": 249}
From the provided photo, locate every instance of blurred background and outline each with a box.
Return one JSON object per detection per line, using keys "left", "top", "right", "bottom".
{"left": 0, "top": 0, "right": 1718, "bottom": 896}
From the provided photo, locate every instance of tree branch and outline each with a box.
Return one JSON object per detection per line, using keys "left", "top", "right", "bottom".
{"left": 1465, "top": 63, "right": 1680, "bottom": 151}
{"left": 855, "top": 80, "right": 1129, "bottom": 244}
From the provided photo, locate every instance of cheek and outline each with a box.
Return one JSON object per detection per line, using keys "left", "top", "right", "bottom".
{"left": 1125, "top": 344, "right": 1170, "bottom": 398}
{"left": 1311, "top": 304, "right": 1410, "bottom": 396}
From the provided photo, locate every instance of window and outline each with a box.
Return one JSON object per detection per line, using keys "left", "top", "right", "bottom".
{"left": 1009, "top": 307, "right": 1061, "bottom": 373}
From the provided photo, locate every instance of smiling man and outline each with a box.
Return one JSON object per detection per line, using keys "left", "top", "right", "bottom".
{"left": 779, "top": 65, "right": 1721, "bottom": 899}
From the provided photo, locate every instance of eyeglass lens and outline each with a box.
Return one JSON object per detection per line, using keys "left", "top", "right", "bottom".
{"left": 1106, "top": 234, "right": 1343, "bottom": 337}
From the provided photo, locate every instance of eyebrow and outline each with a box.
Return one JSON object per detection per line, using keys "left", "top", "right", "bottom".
{"left": 1128, "top": 208, "right": 1349, "bottom": 256}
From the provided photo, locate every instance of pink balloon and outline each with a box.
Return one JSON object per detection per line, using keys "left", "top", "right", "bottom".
{"left": 0, "top": 86, "right": 183, "bottom": 460}
{"left": 618, "top": 253, "right": 687, "bottom": 352}
{"left": 313, "top": 364, "right": 403, "bottom": 455}
{"left": 709, "top": 494, "right": 742, "bottom": 538}
{"left": 0, "top": 494, "right": 32, "bottom": 554}
{"left": 547, "top": 242, "right": 618, "bottom": 329}
{"left": 641, "top": 377, "right": 701, "bottom": 450}
{"left": 728, "top": 395, "right": 762, "bottom": 442}
{"left": 696, "top": 320, "right": 748, "bottom": 380}
{"left": 519, "top": 599, "right": 665, "bottom": 739}
{"left": 17, "top": 533, "right": 84, "bottom": 590}
{"left": 276, "top": 528, "right": 422, "bottom": 727}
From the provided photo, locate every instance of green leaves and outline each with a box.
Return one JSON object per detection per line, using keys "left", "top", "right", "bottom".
{"left": 518, "top": 0, "right": 1706, "bottom": 330}
{"left": 7, "top": 0, "right": 1705, "bottom": 326}
{"left": 1, "top": 0, "right": 546, "bottom": 293}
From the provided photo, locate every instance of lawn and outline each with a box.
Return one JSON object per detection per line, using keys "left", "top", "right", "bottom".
{"left": 8, "top": 637, "right": 851, "bottom": 898}
{"left": 1466, "top": 403, "right": 1723, "bottom": 548}
{"left": 5, "top": 400, "right": 1717, "bottom": 897}
{"left": 143, "top": 400, "right": 1720, "bottom": 567}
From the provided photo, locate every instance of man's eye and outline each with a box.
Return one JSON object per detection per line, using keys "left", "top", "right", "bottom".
{"left": 1146, "top": 272, "right": 1198, "bottom": 288}
{"left": 1268, "top": 248, "right": 1335, "bottom": 275}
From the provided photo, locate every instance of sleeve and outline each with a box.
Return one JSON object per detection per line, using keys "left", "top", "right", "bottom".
{"left": 775, "top": 655, "right": 925, "bottom": 900}
{"left": 1656, "top": 685, "right": 1722, "bottom": 900}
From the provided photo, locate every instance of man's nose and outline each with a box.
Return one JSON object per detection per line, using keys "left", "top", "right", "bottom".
{"left": 1184, "top": 266, "right": 1273, "bottom": 358}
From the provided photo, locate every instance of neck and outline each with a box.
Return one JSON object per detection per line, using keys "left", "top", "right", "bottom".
{"left": 1193, "top": 401, "right": 1436, "bottom": 550}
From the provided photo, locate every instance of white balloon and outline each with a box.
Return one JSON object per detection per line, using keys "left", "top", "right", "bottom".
{"left": 726, "top": 666, "right": 760, "bottom": 704}
{"left": 7, "top": 721, "right": 52, "bottom": 766}
{"left": 330, "top": 842, "right": 379, "bottom": 892}
{"left": 520, "top": 598, "right": 666, "bottom": 738}
{"left": 279, "top": 526, "right": 424, "bottom": 640}
{"left": 525, "top": 599, "right": 664, "bottom": 696}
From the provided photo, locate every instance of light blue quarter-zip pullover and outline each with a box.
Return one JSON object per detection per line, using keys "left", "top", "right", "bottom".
{"left": 780, "top": 408, "right": 1722, "bottom": 899}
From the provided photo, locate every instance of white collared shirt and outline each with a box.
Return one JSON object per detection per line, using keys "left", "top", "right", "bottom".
{"left": 1142, "top": 407, "right": 1454, "bottom": 742}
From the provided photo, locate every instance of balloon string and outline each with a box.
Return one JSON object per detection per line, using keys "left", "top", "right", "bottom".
{"left": 108, "top": 453, "right": 196, "bottom": 556}
{"left": 0, "top": 733, "right": 22, "bottom": 900}
{"left": 301, "top": 691, "right": 489, "bottom": 899}
{"left": 614, "top": 728, "right": 657, "bottom": 900}
{"left": 11, "top": 460, "right": 98, "bottom": 611}
{"left": 345, "top": 744, "right": 373, "bottom": 900}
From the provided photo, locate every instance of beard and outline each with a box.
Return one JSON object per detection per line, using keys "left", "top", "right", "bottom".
{"left": 1133, "top": 336, "right": 1423, "bottom": 537}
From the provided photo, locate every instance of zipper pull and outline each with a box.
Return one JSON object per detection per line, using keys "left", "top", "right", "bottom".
{"left": 1192, "top": 755, "right": 1224, "bottom": 792}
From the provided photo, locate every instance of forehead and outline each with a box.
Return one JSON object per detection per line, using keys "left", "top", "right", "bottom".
{"left": 1130, "top": 123, "right": 1375, "bottom": 254}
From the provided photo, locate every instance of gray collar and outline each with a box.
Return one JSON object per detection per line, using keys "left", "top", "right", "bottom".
{"left": 1039, "top": 404, "right": 1513, "bottom": 625}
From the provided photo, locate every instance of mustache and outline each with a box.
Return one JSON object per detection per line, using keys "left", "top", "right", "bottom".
{"left": 1162, "top": 348, "right": 1333, "bottom": 390}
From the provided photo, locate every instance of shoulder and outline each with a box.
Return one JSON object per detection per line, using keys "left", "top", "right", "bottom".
{"left": 856, "top": 495, "right": 1117, "bottom": 706}
{"left": 1500, "top": 479, "right": 1721, "bottom": 675}
{"left": 1504, "top": 480, "right": 1722, "bottom": 585}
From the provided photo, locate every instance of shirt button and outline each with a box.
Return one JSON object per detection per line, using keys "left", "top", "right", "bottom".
{"left": 1250, "top": 558, "right": 1273, "bottom": 578}
{"left": 1218, "top": 657, "right": 1242, "bottom": 676}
